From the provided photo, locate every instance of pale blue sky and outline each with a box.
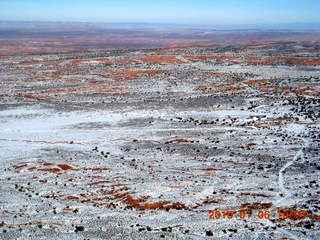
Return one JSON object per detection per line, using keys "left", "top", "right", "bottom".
{"left": 0, "top": 0, "right": 319, "bottom": 25}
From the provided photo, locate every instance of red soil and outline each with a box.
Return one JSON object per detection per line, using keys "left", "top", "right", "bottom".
{"left": 20, "top": 94, "right": 42, "bottom": 100}
{"left": 37, "top": 168, "right": 61, "bottom": 173}
{"left": 62, "top": 207, "right": 76, "bottom": 212}
{"left": 204, "top": 71, "right": 227, "bottom": 76}
{"left": 22, "top": 59, "right": 40, "bottom": 64}
{"left": 110, "top": 69, "right": 168, "bottom": 80}
{"left": 13, "top": 163, "right": 28, "bottom": 169}
{"left": 169, "top": 138, "right": 190, "bottom": 143}
{"left": 42, "top": 162, "right": 54, "bottom": 166}
{"left": 65, "top": 196, "right": 80, "bottom": 200}
{"left": 57, "top": 164, "right": 76, "bottom": 171}
{"left": 184, "top": 55, "right": 237, "bottom": 63}
{"left": 240, "top": 192, "right": 272, "bottom": 197}
{"left": 247, "top": 56, "right": 320, "bottom": 66}
{"left": 138, "top": 55, "right": 184, "bottom": 64}
{"left": 295, "top": 85, "right": 319, "bottom": 96}
{"left": 88, "top": 180, "right": 109, "bottom": 186}
{"left": 116, "top": 59, "right": 140, "bottom": 65}
{"left": 241, "top": 143, "right": 257, "bottom": 149}
{"left": 243, "top": 78, "right": 277, "bottom": 85}
{"left": 241, "top": 202, "right": 272, "bottom": 209}
{"left": 14, "top": 161, "right": 77, "bottom": 173}
{"left": 202, "top": 198, "right": 221, "bottom": 204}
{"left": 202, "top": 168, "right": 221, "bottom": 171}
{"left": 208, "top": 85, "right": 243, "bottom": 93}
{"left": 62, "top": 183, "right": 189, "bottom": 211}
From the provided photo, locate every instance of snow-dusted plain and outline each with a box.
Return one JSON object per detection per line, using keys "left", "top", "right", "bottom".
{"left": 0, "top": 42, "right": 319, "bottom": 239}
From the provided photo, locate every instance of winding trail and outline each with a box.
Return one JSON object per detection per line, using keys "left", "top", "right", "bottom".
{"left": 270, "top": 135, "right": 310, "bottom": 240}
{"left": 276, "top": 148, "right": 304, "bottom": 205}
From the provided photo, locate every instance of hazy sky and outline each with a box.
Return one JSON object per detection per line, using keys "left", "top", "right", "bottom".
{"left": 0, "top": 0, "right": 319, "bottom": 25}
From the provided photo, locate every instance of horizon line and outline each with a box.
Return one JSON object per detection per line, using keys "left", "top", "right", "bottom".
{"left": 0, "top": 20, "right": 320, "bottom": 31}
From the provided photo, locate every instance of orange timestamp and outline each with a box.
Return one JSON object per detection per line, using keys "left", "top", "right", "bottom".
{"left": 209, "top": 208, "right": 319, "bottom": 221}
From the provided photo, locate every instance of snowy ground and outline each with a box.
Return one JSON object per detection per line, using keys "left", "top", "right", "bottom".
{"left": 0, "top": 43, "right": 319, "bottom": 239}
